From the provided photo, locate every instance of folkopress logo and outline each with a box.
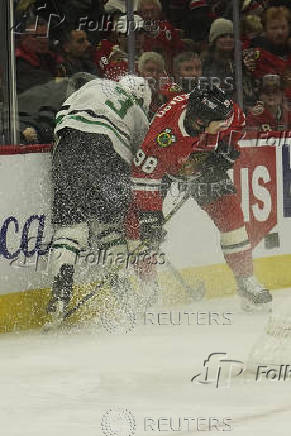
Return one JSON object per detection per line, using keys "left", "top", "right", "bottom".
{"left": 191, "top": 353, "right": 291, "bottom": 387}
{"left": 191, "top": 353, "right": 246, "bottom": 388}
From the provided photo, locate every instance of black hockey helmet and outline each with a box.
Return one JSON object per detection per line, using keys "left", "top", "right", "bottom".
{"left": 186, "top": 84, "right": 233, "bottom": 129}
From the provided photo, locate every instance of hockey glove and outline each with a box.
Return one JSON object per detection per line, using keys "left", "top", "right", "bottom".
{"left": 186, "top": 140, "right": 239, "bottom": 205}
{"left": 213, "top": 139, "right": 240, "bottom": 171}
{"left": 139, "top": 210, "right": 166, "bottom": 249}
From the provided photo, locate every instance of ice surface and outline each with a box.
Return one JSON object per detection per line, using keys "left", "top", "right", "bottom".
{"left": 1, "top": 289, "right": 291, "bottom": 436}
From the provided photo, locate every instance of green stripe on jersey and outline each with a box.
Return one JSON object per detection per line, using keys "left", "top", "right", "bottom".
{"left": 52, "top": 244, "right": 80, "bottom": 255}
{"left": 56, "top": 114, "right": 65, "bottom": 125}
{"left": 57, "top": 115, "right": 129, "bottom": 148}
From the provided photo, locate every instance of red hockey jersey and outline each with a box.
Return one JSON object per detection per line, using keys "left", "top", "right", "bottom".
{"left": 246, "top": 105, "right": 291, "bottom": 131}
{"left": 251, "top": 48, "right": 291, "bottom": 78}
{"left": 131, "top": 94, "right": 245, "bottom": 215}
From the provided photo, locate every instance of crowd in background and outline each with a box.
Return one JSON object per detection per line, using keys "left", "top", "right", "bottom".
{"left": 1, "top": 0, "right": 291, "bottom": 144}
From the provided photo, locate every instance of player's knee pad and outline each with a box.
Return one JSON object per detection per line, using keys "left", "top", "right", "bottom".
{"left": 50, "top": 222, "right": 89, "bottom": 276}
{"left": 220, "top": 226, "right": 251, "bottom": 255}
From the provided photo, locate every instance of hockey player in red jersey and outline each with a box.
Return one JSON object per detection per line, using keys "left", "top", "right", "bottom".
{"left": 127, "top": 85, "right": 273, "bottom": 310}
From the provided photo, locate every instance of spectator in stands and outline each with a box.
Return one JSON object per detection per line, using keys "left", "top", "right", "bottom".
{"left": 241, "top": 14, "right": 263, "bottom": 49}
{"left": 243, "top": 6, "right": 290, "bottom": 78}
{"left": 246, "top": 75, "right": 291, "bottom": 131}
{"left": 160, "top": 0, "right": 189, "bottom": 32}
{"left": 137, "top": 0, "right": 184, "bottom": 73}
{"left": 208, "top": 0, "right": 233, "bottom": 20}
{"left": 59, "top": 29, "right": 97, "bottom": 76}
{"left": 138, "top": 50, "right": 166, "bottom": 83}
{"left": 240, "top": 14, "right": 264, "bottom": 109}
{"left": 202, "top": 18, "right": 235, "bottom": 98}
{"left": 241, "top": 0, "right": 266, "bottom": 17}
{"left": 105, "top": 0, "right": 139, "bottom": 13}
{"left": 116, "top": 14, "right": 146, "bottom": 59}
{"left": 138, "top": 51, "right": 183, "bottom": 121}
{"left": 16, "top": 17, "right": 62, "bottom": 93}
{"left": 186, "top": 0, "right": 212, "bottom": 42}
{"left": 15, "top": 0, "right": 108, "bottom": 43}
{"left": 18, "top": 72, "right": 96, "bottom": 144}
{"left": 138, "top": 51, "right": 168, "bottom": 118}
{"left": 173, "top": 52, "right": 202, "bottom": 93}
{"left": 95, "top": 14, "right": 145, "bottom": 80}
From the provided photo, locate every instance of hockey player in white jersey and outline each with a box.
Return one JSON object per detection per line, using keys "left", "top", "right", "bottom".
{"left": 47, "top": 75, "right": 152, "bottom": 315}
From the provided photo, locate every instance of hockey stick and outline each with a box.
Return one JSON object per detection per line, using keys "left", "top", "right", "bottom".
{"left": 165, "top": 260, "right": 205, "bottom": 302}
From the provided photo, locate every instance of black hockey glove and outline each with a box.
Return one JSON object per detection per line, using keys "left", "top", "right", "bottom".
{"left": 139, "top": 210, "right": 166, "bottom": 249}
{"left": 188, "top": 140, "right": 239, "bottom": 206}
{"left": 197, "top": 140, "right": 240, "bottom": 179}
{"left": 213, "top": 139, "right": 240, "bottom": 171}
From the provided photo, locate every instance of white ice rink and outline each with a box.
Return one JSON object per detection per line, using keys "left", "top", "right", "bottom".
{"left": 1, "top": 289, "right": 291, "bottom": 436}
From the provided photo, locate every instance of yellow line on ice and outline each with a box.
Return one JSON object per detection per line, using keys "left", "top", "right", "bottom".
{"left": 0, "top": 254, "right": 290, "bottom": 334}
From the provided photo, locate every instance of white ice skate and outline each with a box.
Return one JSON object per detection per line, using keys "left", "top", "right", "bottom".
{"left": 237, "top": 276, "right": 272, "bottom": 312}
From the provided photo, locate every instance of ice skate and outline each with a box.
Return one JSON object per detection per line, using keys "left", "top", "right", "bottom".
{"left": 46, "top": 264, "right": 74, "bottom": 316}
{"left": 237, "top": 276, "right": 272, "bottom": 312}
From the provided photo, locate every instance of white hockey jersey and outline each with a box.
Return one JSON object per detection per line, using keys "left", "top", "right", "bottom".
{"left": 55, "top": 78, "right": 149, "bottom": 164}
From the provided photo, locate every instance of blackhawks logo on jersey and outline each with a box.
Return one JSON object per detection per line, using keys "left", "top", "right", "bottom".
{"left": 156, "top": 128, "right": 176, "bottom": 148}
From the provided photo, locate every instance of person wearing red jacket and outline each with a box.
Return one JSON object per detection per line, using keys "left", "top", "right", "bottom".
{"left": 127, "top": 84, "right": 273, "bottom": 310}
{"left": 16, "top": 18, "right": 62, "bottom": 94}
{"left": 246, "top": 75, "right": 291, "bottom": 131}
{"left": 243, "top": 6, "right": 290, "bottom": 79}
{"left": 137, "top": 0, "right": 185, "bottom": 73}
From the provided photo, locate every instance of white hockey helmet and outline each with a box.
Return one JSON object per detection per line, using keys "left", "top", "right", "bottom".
{"left": 119, "top": 75, "right": 152, "bottom": 114}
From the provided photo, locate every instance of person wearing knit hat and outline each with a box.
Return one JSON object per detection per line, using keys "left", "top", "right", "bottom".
{"left": 209, "top": 18, "right": 234, "bottom": 45}
{"left": 202, "top": 18, "right": 235, "bottom": 99}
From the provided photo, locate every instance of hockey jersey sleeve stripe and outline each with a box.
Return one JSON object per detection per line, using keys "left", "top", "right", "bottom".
{"left": 131, "top": 177, "right": 162, "bottom": 192}
{"left": 57, "top": 114, "right": 131, "bottom": 149}
{"left": 71, "top": 110, "right": 131, "bottom": 142}
{"left": 56, "top": 110, "right": 131, "bottom": 142}
{"left": 133, "top": 185, "right": 161, "bottom": 192}
{"left": 131, "top": 177, "right": 162, "bottom": 185}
